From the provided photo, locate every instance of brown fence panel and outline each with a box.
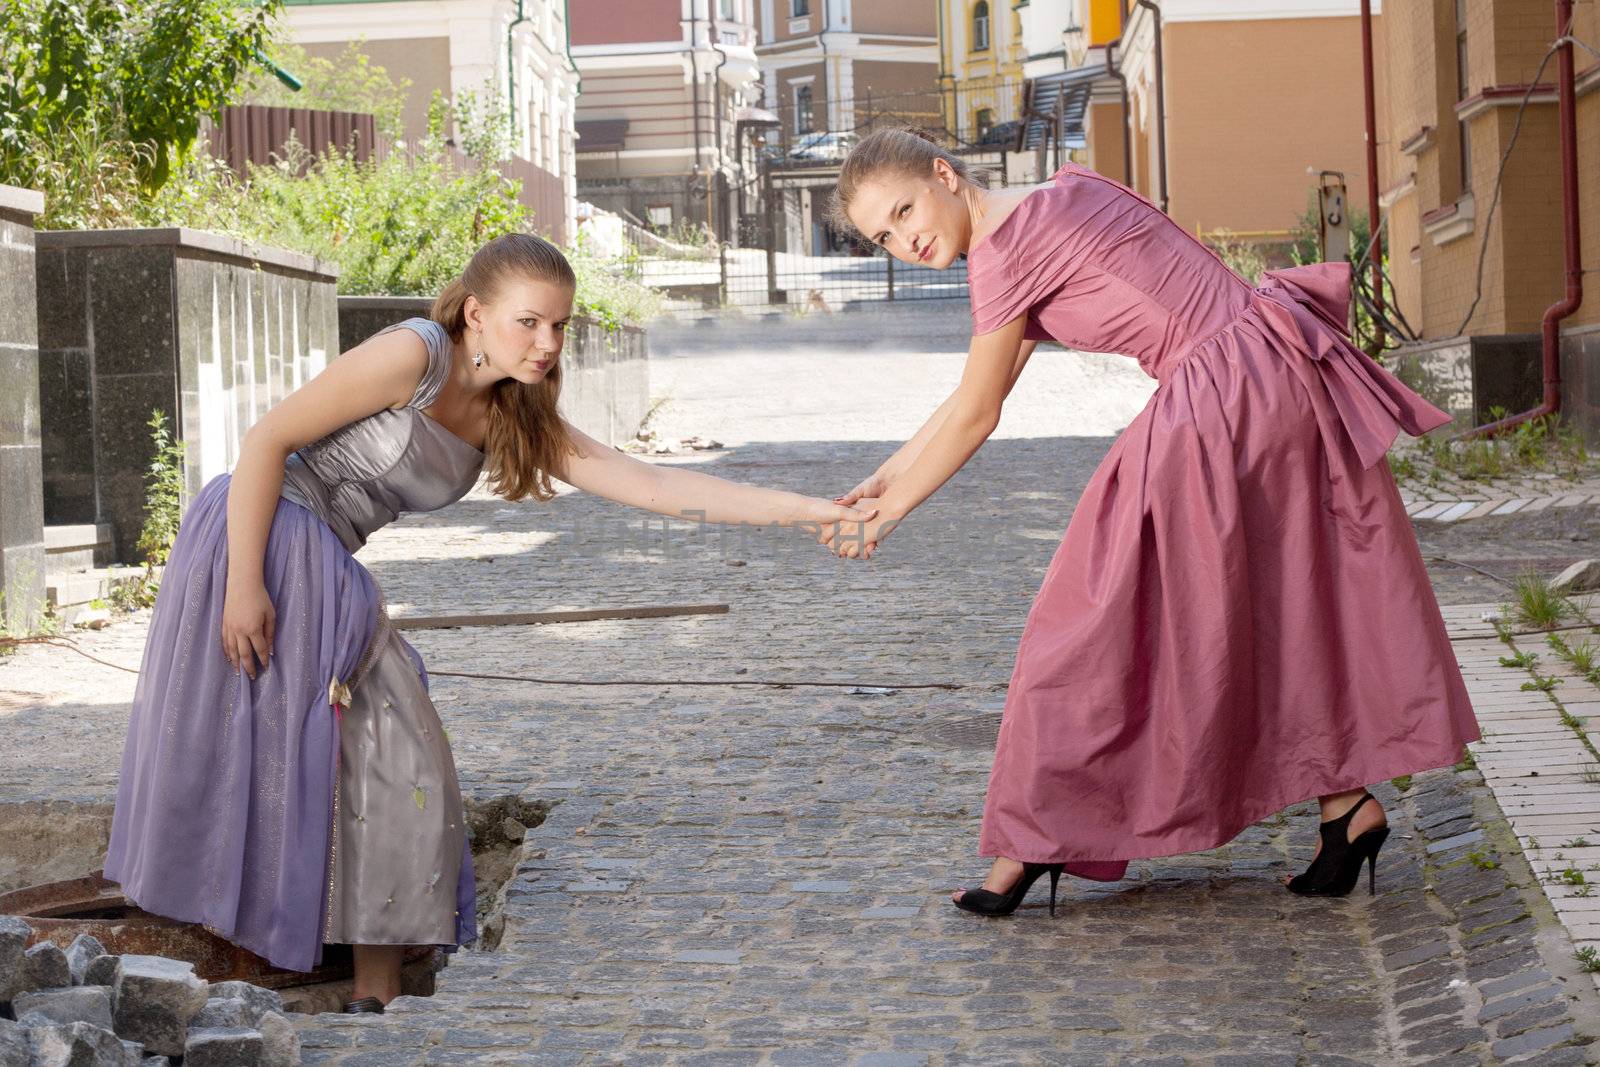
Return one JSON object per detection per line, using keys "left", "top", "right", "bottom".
{"left": 208, "top": 105, "right": 379, "bottom": 173}
{"left": 210, "top": 107, "right": 566, "bottom": 243}
{"left": 445, "top": 147, "right": 567, "bottom": 244}
{"left": 499, "top": 155, "right": 567, "bottom": 245}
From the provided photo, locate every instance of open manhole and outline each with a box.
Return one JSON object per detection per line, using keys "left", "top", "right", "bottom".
{"left": 924, "top": 712, "right": 1004, "bottom": 749}
{"left": 0, "top": 794, "right": 547, "bottom": 1012}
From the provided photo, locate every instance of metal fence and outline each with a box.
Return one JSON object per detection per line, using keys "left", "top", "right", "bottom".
{"left": 623, "top": 77, "right": 1049, "bottom": 309}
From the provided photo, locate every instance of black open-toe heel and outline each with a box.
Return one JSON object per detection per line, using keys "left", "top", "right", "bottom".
{"left": 952, "top": 861, "right": 1065, "bottom": 917}
{"left": 342, "top": 997, "right": 385, "bottom": 1014}
{"left": 1287, "top": 792, "right": 1390, "bottom": 897}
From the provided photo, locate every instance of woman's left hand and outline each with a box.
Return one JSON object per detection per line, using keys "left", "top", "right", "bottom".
{"left": 795, "top": 498, "right": 878, "bottom": 544}
{"left": 819, "top": 499, "right": 900, "bottom": 559}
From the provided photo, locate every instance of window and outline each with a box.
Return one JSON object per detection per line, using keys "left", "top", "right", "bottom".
{"left": 975, "top": 107, "right": 994, "bottom": 140}
{"left": 795, "top": 84, "right": 814, "bottom": 134}
{"left": 972, "top": 1, "right": 990, "bottom": 51}
{"left": 647, "top": 205, "right": 673, "bottom": 229}
{"left": 1455, "top": 0, "right": 1471, "bottom": 193}
{"left": 720, "top": 0, "right": 736, "bottom": 19}
{"left": 791, "top": 0, "right": 808, "bottom": 15}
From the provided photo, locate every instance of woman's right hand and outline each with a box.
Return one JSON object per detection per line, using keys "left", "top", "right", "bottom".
{"left": 221, "top": 581, "right": 276, "bottom": 680}
{"left": 835, "top": 471, "right": 890, "bottom": 507}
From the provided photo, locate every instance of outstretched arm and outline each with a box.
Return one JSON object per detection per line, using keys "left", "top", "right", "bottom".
{"left": 555, "top": 422, "right": 874, "bottom": 531}
{"left": 833, "top": 313, "right": 1030, "bottom": 557}
{"left": 838, "top": 335, "right": 1038, "bottom": 505}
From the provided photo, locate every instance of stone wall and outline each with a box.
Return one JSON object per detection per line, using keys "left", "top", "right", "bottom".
{"left": 0, "top": 185, "right": 46, "bottom": 630}
{"left": 36, "top": 229, "right": 339, "bottom": 562}
{"left": 1387, "top": 333, "right": 1544, "bottom": 435}
{"left": 1560, "top": 324, "right": 1600, "bottom": 447}
{"left": 338, "top": 296, "right": 649, "bottom": 447}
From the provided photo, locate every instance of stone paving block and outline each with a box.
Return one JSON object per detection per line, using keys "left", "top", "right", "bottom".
{"left": 21, "top": 1021, "right": 136, "bottom": 1067}
{"left": 63, "top": 935, "right": 107, "bottom": 986}
{"left": 1489, "top": 1023, "right": 1576, "bottom": 1060}
{"left": 0, "top": 1020, "right": 26, "bottom": 1067}
{"left": 1476, "top": 981, "right": 1564, "bottom": 1022}
{"left": 12, "top": 985, "right": 114, "bottom": 1031}
{"left": 82, "top": 955, "right": 121, "bottom": 988}
{"left": 22, "top": 941, "right": 71, "bottom": 992}
{"left": 184, "top": 1027, "right": 264, "bottom": 1067}
{"left": 111, "top": 955, "right": 209, "bottom": 1057}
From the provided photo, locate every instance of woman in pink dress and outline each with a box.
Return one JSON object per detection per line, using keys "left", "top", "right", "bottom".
{"left": 823, "top": 128, "right": 1480, "bottom": 913}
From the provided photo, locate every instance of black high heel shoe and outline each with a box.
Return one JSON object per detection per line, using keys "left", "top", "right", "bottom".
{"left": 952, "top": 861, "right": 1065, "bottom": 917}
{"left": 1287, "top": 792, "right": 1391, "bottom": 897}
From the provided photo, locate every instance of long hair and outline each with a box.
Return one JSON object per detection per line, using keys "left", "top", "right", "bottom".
{"left": 826, "top": 126, "right": 991, "bottom": 239}
{"left": 431, "top": 234, "right": 580, "bottom": 502}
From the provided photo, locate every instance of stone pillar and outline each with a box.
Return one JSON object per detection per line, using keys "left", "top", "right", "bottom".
{"left": 35, "top": 228, "right": 339, "bottom": 562}
{"left": 0, "top": 185, "right": 47, "bottom": 631}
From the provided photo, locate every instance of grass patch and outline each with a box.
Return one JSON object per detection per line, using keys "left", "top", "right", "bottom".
{"left": 1511, "top": 574, "right": 1578, "bottom": 630}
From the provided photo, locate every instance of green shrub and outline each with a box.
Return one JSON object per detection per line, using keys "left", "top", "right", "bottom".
{"left": 0, "top": 0, "right": 280, "bottom": 192}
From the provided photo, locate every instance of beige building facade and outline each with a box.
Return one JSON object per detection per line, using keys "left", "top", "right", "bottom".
{"left": 1378, "top": 0, "right": 1598, "bottom": 338}
{"left": 281, "top": 0, "right": 579, "bottom": 241}
{"left": 755, "top": 0, "right": 941, "bottom": 142}
{"left": 571, "top": 0, "right": 762, "bottom": 238}
{"left": 1116, "top": 1, "right": 1384, "bottom": 243}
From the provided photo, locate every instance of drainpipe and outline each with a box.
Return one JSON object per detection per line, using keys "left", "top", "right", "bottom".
{"left": 253, "top": 49, "right": 303, "bottom": 91}
{"left": 508, "top": 0, "right": 529, "bottom": 147}
{"left": 818, "top": 0, "right": 830, "bottom": 133}
{"left": 562, "top": 0, "right": 580, "bottom": 94}
{"left": 1463, "top": 0, "right": 1581, "bottom": 440}
{"left": 689, "top": 5, "right": 703, "bottom": 180}
{"left": 936, "top": 0, "right": 951, "bottom": 135}
{"left": 712, "top": 5, "right": 731, "bottom": 238}
{"left": 1358, "top": 0, "right": 1384, "bottom": 347}
{"left": 1133, "top": 0, "right": 1167, "bottom": 213}
{"left": 1104, "top": 37, "right": 1131, "bottom": 186}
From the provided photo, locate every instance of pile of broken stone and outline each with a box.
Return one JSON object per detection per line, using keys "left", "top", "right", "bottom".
{"left": 1, "top": 917, "right": 299, "bottom": 1067}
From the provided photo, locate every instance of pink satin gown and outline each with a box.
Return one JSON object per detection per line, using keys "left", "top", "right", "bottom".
{"left": 969, "top": 164, "right": 1480, "bottom": 880}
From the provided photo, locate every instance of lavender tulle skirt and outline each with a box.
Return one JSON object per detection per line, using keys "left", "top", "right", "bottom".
{"left": 105, "top": 475, "right": 474, "bottom": 973}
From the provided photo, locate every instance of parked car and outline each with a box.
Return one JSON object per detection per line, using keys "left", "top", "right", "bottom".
{"left": 785, "top": 131, "right": 858, "bottom": 162}
{"left": 976, "top": 119, "right": 1024, "bottom": 150}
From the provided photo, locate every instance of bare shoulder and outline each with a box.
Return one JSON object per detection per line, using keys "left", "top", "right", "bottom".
{"left": 336, "top": 325, "right": 434, "bottom": 410}
{"left": 970, "top": 181, "right": 1055, "bottom": 248}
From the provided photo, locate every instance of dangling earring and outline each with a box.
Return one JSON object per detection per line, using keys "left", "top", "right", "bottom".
{"left": 472, "top": 347, "right": 484, "bottom": 370}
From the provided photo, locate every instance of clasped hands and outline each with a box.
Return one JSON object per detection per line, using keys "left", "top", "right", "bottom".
{"left": 813, "top": 471, "right": 899, "bottom": 561}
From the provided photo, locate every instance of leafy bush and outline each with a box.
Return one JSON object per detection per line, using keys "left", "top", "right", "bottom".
{"left": 147, "top": 96, "right": 660, "bottom": 326}
{"left": 1204, "top": 229, "right": 1268, "bottom": 284}
{"left": 0, "top": 0, "right": 280, "bottom": 191}
{"left": 568, "top": 238, "right": 663, "bottom": 331}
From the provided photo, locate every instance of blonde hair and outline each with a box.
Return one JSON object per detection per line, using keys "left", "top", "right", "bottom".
{"left": 827, "top": 127, "right": 990, "bottom": 238}
{"left": 432, "top": 233, "right": 579, "bottom": 503}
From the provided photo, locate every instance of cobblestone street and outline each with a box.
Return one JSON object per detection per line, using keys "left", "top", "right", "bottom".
{"left": 4, "top": 312, "right": 1600, "bottom": 1064}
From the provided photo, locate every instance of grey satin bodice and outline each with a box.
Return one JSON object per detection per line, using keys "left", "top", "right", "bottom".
{"left": 281, "top": 318, "right": 484, "bottom": 552}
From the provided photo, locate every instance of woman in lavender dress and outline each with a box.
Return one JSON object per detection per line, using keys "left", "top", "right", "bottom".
{"left": 105, "top": 234, "right": 873, "bottom": 1010}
